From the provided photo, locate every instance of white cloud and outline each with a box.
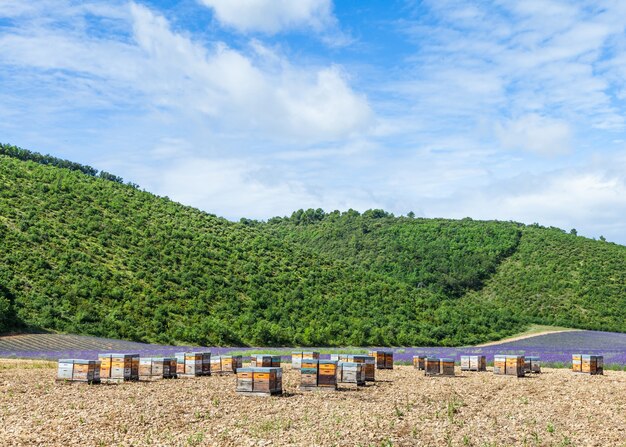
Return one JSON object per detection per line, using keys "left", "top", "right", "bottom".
{"left": 199, "top": 0, "right": 334, "bottom": 34}
{"left": 0, "top": 2, "right": 371, "bottom": 143}
{"left": 495, "top": 114, "right": 573, "bottom": 156}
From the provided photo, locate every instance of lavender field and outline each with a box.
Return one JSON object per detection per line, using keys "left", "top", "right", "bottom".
{"left": 1, "top": 330, "right": 625, "bottom": 368}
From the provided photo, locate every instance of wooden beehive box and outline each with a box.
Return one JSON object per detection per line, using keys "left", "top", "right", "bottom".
{"left": 317, "top": 360, "right": 338, "bottom": 389}
{"left": 184, "top": 352, "right": 203, "bottom": 377}
{"left": 581, "top": 355, "right": 603, "bottom": 375}
{"left": 346, "top": 355, "right": 375, "bottom": 381}
{"left": 424, "top": 357, "right": 440, "bottom": 376}
{"left": 236, "top": 367, "right": 283, "bottom": 396}
{"left": 336, "top": 361, "right": 365, "bottom": 386}
{"left": 368, "top": 351, "right": 393, "bottom": 369}
{"left": 57, "top": 359, "right": 100, "bottom": 383}
{"left": 175, "top": 351, "right": 210, "bottom": 377}
{"left": 460, "top": 355, "right": 486, "bottom": 371}
{"left": 494, "top": 355, "right": 525, "bottom": 377}
{"left": 98, "top": 353, "right": 139, "bottom": 382}
{"left": 493, "top": 355, "right": 507, "bottom": 375}
{"left": 300, "top": 358, "right": 319, "bottom": 389}
{"left": 524, "top": 356, "right": 541, "bottom": 374}
{"left": 251, "top": 355, "right": 281, "bottom": 368}
{"left": 572, "top": 354, "right": 582, "bottom": 372}
{"left": 292, "top": 351, "right": 319, "bottom": 369}
{"left": 440, "top": 358, "right": 455, "bottom": 376}
{"left": 413, "top": 355, "right": 426, "bottom": 370}
{"left": 506, "top": 355, "right": 525, "bottom": 377}
{"left": 291, "top": 352, "right": 303, "bottom": 369}
{"left": 211, "top": 355, "right": 242, "bottom": 374}
{"left": 139, "top": 357, "right": 178, "bottom": 380}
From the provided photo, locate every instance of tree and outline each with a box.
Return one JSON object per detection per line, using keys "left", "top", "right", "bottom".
{"left": 570, "top": 228, "right": 578, "bottom": 236}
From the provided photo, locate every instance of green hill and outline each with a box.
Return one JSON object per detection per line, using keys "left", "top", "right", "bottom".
{"left": 0, "top": 145, "right": 625, "bottom": 346}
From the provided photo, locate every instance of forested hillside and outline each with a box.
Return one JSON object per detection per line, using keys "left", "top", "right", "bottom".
{"left": 1, "top": 147, "right": 625, "bottom": 346}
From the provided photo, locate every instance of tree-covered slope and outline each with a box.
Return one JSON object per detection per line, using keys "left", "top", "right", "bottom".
{"left": 269, "top": 210, "right": 626, "bottom": 336}
{"left": 1, "top": 147, "right": 625, "bottom": 346}
{"left": 0, "top": 154, "right": 527, "bottom": 346}
{"left": 465, "top": 226, "right": 626, "bottom": 332}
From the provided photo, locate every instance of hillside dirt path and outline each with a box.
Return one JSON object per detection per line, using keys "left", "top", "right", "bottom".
{"left": 475, "top": 329, "right": 582, "bottom": 347}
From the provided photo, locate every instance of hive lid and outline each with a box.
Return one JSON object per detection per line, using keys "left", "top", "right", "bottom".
{"left": 58, "top": 359, "right": 76, "bottom": 363}
{"left": 99, "top": 353, "right": 139, "bottom": 357}
{"left": 337, "top": 362, "right": 359, "bottom": 367}
{"left": 249, "top": 367, "right": 282, "bottom": 372}
{"left": 440, "top": 358, "right": 454, "bottom": 362}
{"left": 318, "top": 359, "right": 337, "bottom": 365}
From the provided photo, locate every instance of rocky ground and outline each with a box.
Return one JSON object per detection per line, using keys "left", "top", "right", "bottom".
{"left": 0, "top": 359, "right": 625, "bottom": 446}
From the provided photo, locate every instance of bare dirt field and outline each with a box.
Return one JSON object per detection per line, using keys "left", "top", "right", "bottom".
{"left": 1, "top": 360, "right": 625, "bottom": 447}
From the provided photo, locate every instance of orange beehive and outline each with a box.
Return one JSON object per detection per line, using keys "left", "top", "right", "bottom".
{"left": 98, "top": 353, "right": 139, "bottom": 382}
{"left": 506, "top": 355, "right": 525, "bottom": 377}
{"left": 175, "top": 351, "right": 210, "bottom": 376}
{"left": 494, "top": 355, "right": 524, "bottom": 377}
{"left": 424, "top": 357, "right": 440, "bottom": 376}
{"left": 251, "top": 355, "right": 281, "bottom": 368}
{"left": 291, "top": 351, "right": 319, "bottom": 369}
{"left": 574, "top": 355, "right": 603, "bottom": 375}
{"left": 346, "top": 355, "right": 375, "bottom": 381}
{"left": 236, "top": 367, "right": 283, "bottom": 396}
{"left": 57, "top": 359, "right": 100, "bottom": 383}
{"left": 211, "top": 355, "right": 242, "bottom": 374}
{"left": 300, "top": 359, "right": 337, "bottom": 391}
{"left": 368, "top": 351, "right": 393, "bottom": 369}
{"left": 413, "top": 355, "right": 426, "bottom": 370}
{"left": 440, "top": 358, "right": 455, "bottom": 376}
{"left": 139, "top": 357, "right": 177, "bottom": 380}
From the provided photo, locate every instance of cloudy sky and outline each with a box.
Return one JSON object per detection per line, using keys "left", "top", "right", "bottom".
{"left": 2, "top": 0, "right": 626, "bottom": 243}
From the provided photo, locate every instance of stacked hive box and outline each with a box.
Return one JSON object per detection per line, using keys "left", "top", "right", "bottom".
{"left": 139, "top": 357, "right": 177, "bottom": 380}
{"left": 368, "top": 351, "right": 394, "bottom": 369}
{"left": 336, "top": 362, "right": 366, "bottom": 386}
{"left": 460, "top": 355, "right": 487, "bottom": 372}
{"left": 98, "top": 353, "right": 139, "bottom": 382}
{"left": 424, "top": 357, "right": 440, "bottom": 376}
{"left": 211, "top": 355, "right": 242, "bottom": 374}
{"left": 573, "top": 354, "right": 603, "bottom": 375}
{"left": 346, "top": 355, "right": 376, "bottom": 381}
{"left": 524, "top": 356, "right": 541, "bottom": 374}
{"left": 413, "top": 355, "right": 426, "bottom": 370}
{"left": 300, "top": 358, "right": 319, "bottom": 388}
{"left": 291, "top": 351, "right": 319, "bottom": 369}
{"left": 236, "top": 367, "right": 283, "bottom": 396}
{"left": 57, "top": 359, "right": 100, "bottom": 383}
{"left": 494, "top": 355, "right": 525, "bottom": 377}
{"left": 318, "top": 360, "right": 338, "bottom": 388}
{"left": 175, "top": 352, "right": 211, "bottom": 377}
{"left": 440, "top": 358, "right": 455, "bottom": 376}
{"left": 250, "top": 355, "right": 281, "bottom": 368}
{"left": 300, "top": 359, "right": 338, "bottom": 391}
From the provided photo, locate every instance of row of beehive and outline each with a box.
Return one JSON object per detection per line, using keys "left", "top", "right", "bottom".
{"left": 58, "top": 352, "right": 245, "bottom": 383}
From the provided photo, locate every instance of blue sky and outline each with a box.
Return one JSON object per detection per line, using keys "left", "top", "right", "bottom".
{"left": 2, "top": 1, "right": 626, "bottom": 244}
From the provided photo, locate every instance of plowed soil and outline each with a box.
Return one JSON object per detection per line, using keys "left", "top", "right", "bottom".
{"left": 1, "top": 360, "right": 625, "bottom": 446}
